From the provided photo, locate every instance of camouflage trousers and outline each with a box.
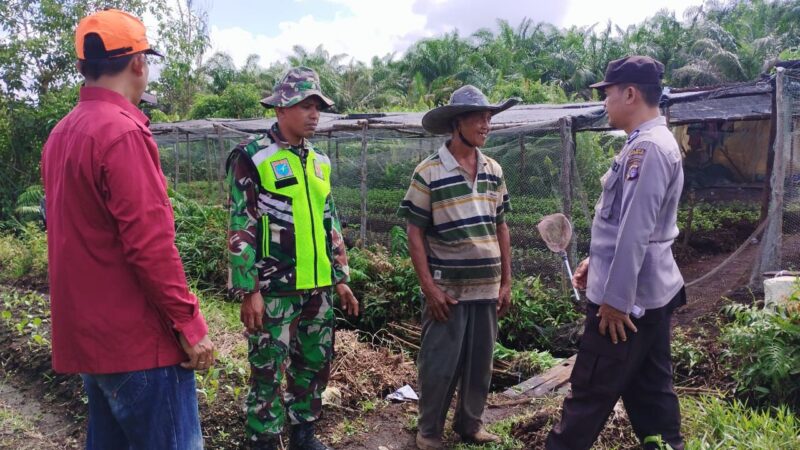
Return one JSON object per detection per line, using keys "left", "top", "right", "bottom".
{"left": 246, "top": 288, "right": 334, "bottom": 442}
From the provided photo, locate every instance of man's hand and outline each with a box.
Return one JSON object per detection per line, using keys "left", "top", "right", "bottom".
{"left": 497, "top": 282, "right": 512, "bottom": 317}
{"left": 422, "top": 284, "right": 459, "bottom": 322}
{"left": 572, "top": 257, "right": 590, "bottom": 290}
{"left": 241, "top": 291, "right": 265, "bottom": 334}
{"left": 179, "top": 333, "right": 215, "bottom": 371}
{"left": 597, "top": 303, "right": 638, "bottom": 344}
{"left": 335, "top": 283, "right": 359, "bottom": 316}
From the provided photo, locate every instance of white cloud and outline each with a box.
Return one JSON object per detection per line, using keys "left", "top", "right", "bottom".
{"left": 210, "top": 0, "right": 427, "bottom": 68}
{"left": 209, "top": 0, "right": 706, "bottom": 69}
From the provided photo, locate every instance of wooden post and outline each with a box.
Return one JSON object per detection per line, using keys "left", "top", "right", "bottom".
{"left": 326, "top": 131, "right": 332, "bottom": 157}
{"left": 186, "top": 133, "right": 192, "bottom": 184}
{"left": 760, "top": 78, "right": 780, "bottom": 222}
{"left": 519, "top": 135, "right": 526, "bottom": 174}
{"left": 216, "top": 128, "right": 226, "bottom": 205}
{"left": 359, "top": 122, "right": 369, "bottom": 245}
{"left": 173, "top": 132, "right": 180, "bottom": 190}
{"left": 559, "top": 117, "right": 577, "bottom": 267}
{"left": 335, "top": 139, "right": 340, "bottom": 179}
{"left": 753, "top": 68, "right": 789, "bottom": 284}
{"left": 682, "top": 190, "right": 696, "bottom": 246}
{"left": 571, "top": 135, "right": 592, "bottom": 232}
{"left": 204, "top": 134, "right": 213, "bottom": 199}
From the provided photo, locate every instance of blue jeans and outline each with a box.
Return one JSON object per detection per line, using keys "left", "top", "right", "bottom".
{"left": 81, "top": 364, "right": 203, "bottom": 450}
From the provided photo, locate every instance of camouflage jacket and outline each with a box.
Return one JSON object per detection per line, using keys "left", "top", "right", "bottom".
{"left": 226, "top": 123, "right": 349, "bottom": 296}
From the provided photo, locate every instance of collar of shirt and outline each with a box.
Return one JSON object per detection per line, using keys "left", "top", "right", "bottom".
{"left": 438, "top": 141, "right": 488, "bottom": 173}
{"left": 268, "top": 122, "right": 311, "bottom": 157}
{"left": 626, "top": 116, "right": 666, "bottom": 144}
{"left": 79, "top": 86, "right": 150, "bottom": 127}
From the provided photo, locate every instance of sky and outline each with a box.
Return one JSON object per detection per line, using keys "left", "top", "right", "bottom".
{"left": 204, "top": 0, "right": 705, "bottom": 68}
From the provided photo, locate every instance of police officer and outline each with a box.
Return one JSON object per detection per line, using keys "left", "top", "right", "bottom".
{"left": 227, "top": 66, "right": 359, "bottom": 450}
{"left": 545, "top": 56, "right": 686, "bottom": 450}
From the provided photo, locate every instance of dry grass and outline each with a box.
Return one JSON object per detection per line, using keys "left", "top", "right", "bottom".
{"left": 330, "top": 330, "right": 417, "bottom": 408}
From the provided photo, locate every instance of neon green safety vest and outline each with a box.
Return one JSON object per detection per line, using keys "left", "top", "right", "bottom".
{"left": 252, "top": 142, "right": 334, "bottom": 290}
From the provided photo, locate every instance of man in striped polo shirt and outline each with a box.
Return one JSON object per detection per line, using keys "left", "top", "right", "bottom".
{"left": 398, "top": 85, "right": 518, "bottom": 450}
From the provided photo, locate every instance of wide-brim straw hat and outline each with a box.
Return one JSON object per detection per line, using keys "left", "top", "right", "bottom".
{"left": 421, "top": 85, "right": 520, "bottom": 135}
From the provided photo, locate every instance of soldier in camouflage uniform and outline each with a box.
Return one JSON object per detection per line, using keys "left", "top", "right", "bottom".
{"left": 227, "top": 66, "right": 359, "bottom": 450}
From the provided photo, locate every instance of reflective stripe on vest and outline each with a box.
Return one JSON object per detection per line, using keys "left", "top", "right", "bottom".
{"left": 255, "top": 144, "right": 333, "bottom": 289}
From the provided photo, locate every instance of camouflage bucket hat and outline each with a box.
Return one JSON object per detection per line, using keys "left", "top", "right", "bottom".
{"left": 260, "top": 66, "right": 335, "bottom": 109}
{"left": 422, "top": 85, "right": 520, "bottom": 135}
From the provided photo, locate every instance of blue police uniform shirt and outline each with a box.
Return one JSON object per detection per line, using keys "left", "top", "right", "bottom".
{"left": 586, "top": 116, "right": 685, "bottom": 314}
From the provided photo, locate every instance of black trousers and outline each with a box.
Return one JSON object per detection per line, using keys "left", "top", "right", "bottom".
{"left": 545, "top": 289, "right": 686, "bottom": 450}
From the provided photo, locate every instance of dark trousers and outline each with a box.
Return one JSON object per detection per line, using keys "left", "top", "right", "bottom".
{"left": 417, "top": 302, "right": 498, "bottom": 438}
{"left": 546, "top": 290, "right": 686, "bottom": 450}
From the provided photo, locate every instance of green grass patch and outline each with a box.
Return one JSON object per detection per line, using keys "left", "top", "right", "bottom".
{"left": 682, "top": 395, "right": 800, "bottom": 449}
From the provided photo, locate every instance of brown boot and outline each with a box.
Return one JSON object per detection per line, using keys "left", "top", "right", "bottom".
{"left": 415, "top": 432, "right": 443, "bottom": 450}
{"left": 460, "top": 428, "right": 501, "bottom": 444}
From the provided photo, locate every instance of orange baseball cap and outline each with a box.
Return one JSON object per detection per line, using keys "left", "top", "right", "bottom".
{"left": 75, "top": 9, "right": 162, "bottom": 60}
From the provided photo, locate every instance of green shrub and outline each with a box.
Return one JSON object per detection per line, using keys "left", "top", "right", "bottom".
{"left": 682, "top": 395, "right": 800, "bottom": 449}
{"left": 720, "top": 296, "right": 800, "bottom": 405}
{"left": 672, "top": 326, "right": 709, "bottom": 379}
{"left": 170, "top": 191, "right": 229, "bottom": 292}
{"left": 343, "top": 245, "right": 421, "bottom": 332}
{"left": 499, "top": 276, "right": 582, "bottom": 353}
{"left": 0, "top": 223, "right": 47, "bottom": 285}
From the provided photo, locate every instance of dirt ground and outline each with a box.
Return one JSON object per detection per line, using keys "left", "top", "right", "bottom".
{"left": 0, "top": 230, "right": 786, "bottom": 449}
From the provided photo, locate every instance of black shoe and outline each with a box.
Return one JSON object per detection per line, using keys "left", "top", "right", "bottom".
{"left": 248, "top": 436, "right": 279, "bottom": 450}
{"left": 289, "top": 422, "right": 331, "bottom": 450}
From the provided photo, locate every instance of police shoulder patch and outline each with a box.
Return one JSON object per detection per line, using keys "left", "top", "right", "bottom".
{"left": 625, "top": 148, "right": 646, "bottom": 180}
{"left": 627, "top": 163, "right": 641, "bottom": 180}
{"left": 271, "top": 159, "right": 294, "bottom": 180}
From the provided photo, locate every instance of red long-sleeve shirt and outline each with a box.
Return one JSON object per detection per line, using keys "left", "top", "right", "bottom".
{"left": 41, "top": 87, "right": 207, "bottom": 374}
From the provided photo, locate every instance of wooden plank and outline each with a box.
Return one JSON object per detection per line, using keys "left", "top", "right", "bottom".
{"left": 503, "top": 355, "right": 576, "bottom": 397}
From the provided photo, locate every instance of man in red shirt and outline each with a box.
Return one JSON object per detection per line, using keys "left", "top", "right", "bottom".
{"left": 41, "top": 9, "right": 214, "bottom": 449}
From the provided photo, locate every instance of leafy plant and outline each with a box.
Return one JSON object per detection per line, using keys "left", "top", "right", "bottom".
{"left": 499, "top": 276, "right": 582, "bottom": 354}
{"left": 343, "top": 245, "right": 421, "bottom": 332}
{"left": 170, "top": 191, "right": 228, "bottom": 292}
{"left": 720, "top": 295, "right": 800, "bottom": 405}
{"left": 672, "top": 326, "right": 709, "bottom": 379}
{"left": 389, "top": 225, "right": 408, "bottom": 257}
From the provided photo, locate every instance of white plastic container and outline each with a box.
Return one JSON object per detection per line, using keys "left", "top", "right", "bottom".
{"left": 763, "top": 276, "right": 798, "bottom": 307}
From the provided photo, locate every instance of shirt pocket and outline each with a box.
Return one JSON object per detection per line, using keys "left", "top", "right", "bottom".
{"left": 599, "top": 170, "right": 621, "bottom": 220}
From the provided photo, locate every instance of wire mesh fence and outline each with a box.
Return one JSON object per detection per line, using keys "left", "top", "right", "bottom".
{"left": 153, "top": 78, "right": 800, "bottom": 294}
{"left": 756, "top": 67, "right": 800, "bottom": 276}
{"left": 783, "top": 69, "right": 800, "bottom": 271}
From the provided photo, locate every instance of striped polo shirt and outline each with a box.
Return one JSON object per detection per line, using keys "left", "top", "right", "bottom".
{"left": 397, "top": 143, "right": 511, "bottom": 303}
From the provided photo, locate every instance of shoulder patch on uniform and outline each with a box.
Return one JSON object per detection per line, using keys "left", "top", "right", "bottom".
{"left": 626, "top": 148, "right": 645, "bottom": 180}
{"left": 271, "top": 159, "right": 294, "bottom": 180}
